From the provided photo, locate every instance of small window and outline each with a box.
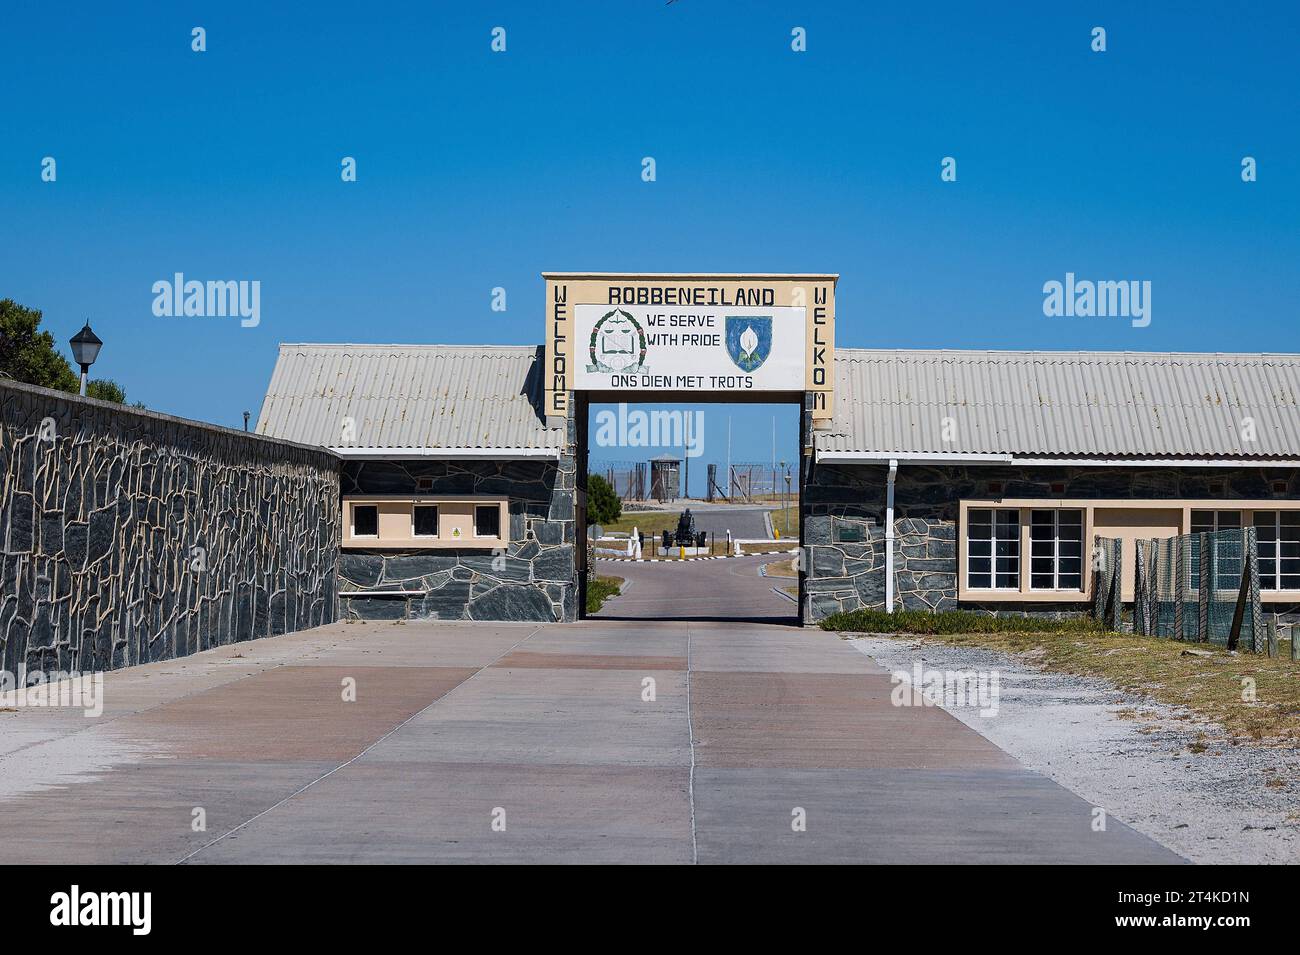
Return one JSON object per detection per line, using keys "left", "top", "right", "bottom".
{"left": 352, "top": 504, "right": 378, "bottom": 537}
{"left": 1254, "top": 511, "right": 1300, "bottom": 591}
{"left": 416, "top": 477, "right": 434, "bottom": 492}
{"left": 1049, "top": 482, "right": 1066, "bottom": 495}
{"left": 967, "top": 508, "right": 1019, "bottom": 589}
{"left": 1190, "top": 510, "right": 1242, "bottom": 591}
{"left": 1029, "top": 509, "right": 1083, "bottom": 590}
{"left": 1272, "top": 480, "right": 1289, "bottom": 496}
{"left": 474, "top": 504, "right": 501, "bottom": 538}
{"left": 413, "top": 505, "right": 439, "bottom": 537}
{"left": 987, "top": 481, "right": 1005, "bottom": 496}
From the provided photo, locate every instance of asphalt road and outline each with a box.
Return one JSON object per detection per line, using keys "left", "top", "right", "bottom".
{"left": 593, "top": 552, "right": 796, "bottom": 622}
{"left": 0, "top": 578, "right": 1182, "bottom": 863}
{"left": 624, "top": 505, "right": 775, "bottom": 540}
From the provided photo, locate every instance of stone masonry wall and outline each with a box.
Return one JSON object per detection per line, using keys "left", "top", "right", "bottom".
{"left": 338, "top": 455, "right": 577, "bottom": 623}
{"left": 0, "top": 379, "right": 341, "bottom": 676}
{"left": 803, "top": 461, "right": 1300, "bottom": 623}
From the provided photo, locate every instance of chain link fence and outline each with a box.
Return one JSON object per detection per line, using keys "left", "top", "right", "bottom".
{"left": 1092, "top": 535, "right": 1122, "bottom": 630}
{"left": 1132, "top": 527, "right": 1265, "bottom": 651}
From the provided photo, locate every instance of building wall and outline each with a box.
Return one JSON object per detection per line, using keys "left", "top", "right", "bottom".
{"left": 802, "top": 461, "right": 1300, "bottom": 622}
{"left": 0, "top": 380, "right": 340, "bottom": 676}
{"left": 338, "top": 455, "right": 577, "bottom": 623}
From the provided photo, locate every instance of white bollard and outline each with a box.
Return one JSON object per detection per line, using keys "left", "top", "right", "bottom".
{"left": 627, "top": 528, "right": 637, "bottom": 558}
{"left": 733, "top": 538, "right": 742, "bottom": 557}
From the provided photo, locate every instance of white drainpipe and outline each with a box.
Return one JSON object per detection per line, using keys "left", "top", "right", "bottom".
{"left": 885, "top": 459, "right": 898, "bottom": 613}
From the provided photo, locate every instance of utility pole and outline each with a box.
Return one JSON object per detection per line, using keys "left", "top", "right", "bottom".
{"left": 726, "top": 416, "right": 732, "bottom": 500}
{"left": 683, "top": 412, "right": 690, "bottom": 500}
{"left": 771, "top": 416, "right": 776, "bottom": 501}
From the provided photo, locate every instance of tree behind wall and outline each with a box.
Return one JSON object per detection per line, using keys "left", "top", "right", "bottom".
{"left": 86, "top": 379, "right": 127, "bottom": 403}
{"left": 586, "top": 473, "right": 622, "bottom": 526}
{"left": 0, "top": 299, "right": 135, "bottom": 405}
{"left": 0, "top": 298, "right": 79, "bottom": 392}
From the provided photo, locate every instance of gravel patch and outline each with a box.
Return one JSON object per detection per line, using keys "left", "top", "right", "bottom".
{"left": 847, "top": 634, "right": 1300, "bottom": 865}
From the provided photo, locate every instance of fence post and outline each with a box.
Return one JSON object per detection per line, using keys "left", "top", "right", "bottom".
{"left": 1267, "top": 617, "right": 1278, "bottom": 658}
{"left": 1247, "top": 526, "right": 1263, "bottom": 653}
{"left": 1226, "top": 528, "right": 1253, "bottom": 652}
{"left": 1110, "top": 537, "right": 1122, "bottom": 631}
{"left": 1092, "top": 535, "right": 1104, "bottom": 621}
{"left": 1133, "top": 540, "right": 1147, "bottom": 636}
{"left": 1197, "top": 531, "right": 1211, "bottom": 643}
{"left": 1173, "top": 534, "right": 1185, "bottom": 640}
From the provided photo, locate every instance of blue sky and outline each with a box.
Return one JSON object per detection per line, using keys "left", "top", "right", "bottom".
{"left": 3, "top": 2, "right": 1296, "bottom": 483}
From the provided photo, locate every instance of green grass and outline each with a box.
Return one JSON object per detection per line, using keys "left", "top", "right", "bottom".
{"left": 820, "top": 607, "right": 1108, "bottom": 636}
{"left": 585, "top": 575, "right": 623, "bottom": 614}
{"left": 601, "top": 507, "right": 799, "bottom": 542}
{"left": 599, "top": 512, "right": 679, "bottom": 537}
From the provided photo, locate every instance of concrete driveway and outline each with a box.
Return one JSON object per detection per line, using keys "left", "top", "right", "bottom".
{"left": 0, "top": 613, "right": 1182, "bottom": 864}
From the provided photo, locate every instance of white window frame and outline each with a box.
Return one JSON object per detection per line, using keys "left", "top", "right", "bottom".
{"left": 473, "top": 503, "right": 501, "bottom": 539}
{"left": 966, "top": 508, "right": 1021, "bottom": 591}
{"left": 1029, "top": 508, "right": 1084, "bottom": 591}
{"left": 960, "top": 498, "right": 1300, "bottom": 603}
{"left": 411, "top": 504, "right": 440, "bottom": 538}
{"left": 1253, "top": 509, "right": 1300, "bottom": 592}
{"left": 342, "top": 496, "right": 507, "bottom": 550}
{"left": 351, "top": 503, "right": 379, "bottom": 538}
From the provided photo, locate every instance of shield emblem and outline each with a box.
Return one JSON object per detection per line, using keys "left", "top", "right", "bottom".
{"left": 725, "top": 316, "right": 772, "bottom": 372}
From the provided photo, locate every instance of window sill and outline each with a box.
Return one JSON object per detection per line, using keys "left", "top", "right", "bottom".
{"left": 1261, "top": 591, "right": 1300, "bottom": 603}
{"left": 341, "top": 538, "right": 507, "bottom": 551}
{"left": 960, "top": 589, "right": 1091, "bottom": 603}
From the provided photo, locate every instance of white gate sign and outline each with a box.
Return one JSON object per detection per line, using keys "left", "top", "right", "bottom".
{"left": 573, "top": 304, "right": 806, "bottom": 393}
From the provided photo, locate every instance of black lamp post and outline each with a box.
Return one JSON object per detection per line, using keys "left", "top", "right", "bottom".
{"left": 68, "top": 322, "right": 103, "bottom": 397}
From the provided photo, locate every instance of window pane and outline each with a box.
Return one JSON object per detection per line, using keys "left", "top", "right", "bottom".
{"left": 1217, "top": 510, "right": 1241, "bottom": 529}
{"left": 1190, "top": 510, "right": 1214, "bottom": 534}
{"left": 474, "top": 504, "right": 501, "bottom": 538}
{"left": 413, "top": 505, "right": 439, "bottom": 537}
{"left": 353, "top": 505, "right": 378, "bottom": 537}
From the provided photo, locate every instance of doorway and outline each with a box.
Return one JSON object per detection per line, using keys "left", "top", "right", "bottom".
{"left": 576, "top": 393, "right": 806, "bottom": 624}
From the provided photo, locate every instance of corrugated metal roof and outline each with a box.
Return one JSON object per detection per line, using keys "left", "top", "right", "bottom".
{"left": 256, "top": 344, "right": 561, "bottom": 451}
{"left": 818, "top": 349, "right": 1300, "bottom": 459}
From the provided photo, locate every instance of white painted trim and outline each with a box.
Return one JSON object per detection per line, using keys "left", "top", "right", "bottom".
{"left": 885, "top": 459, "right": 898, "bottom": 613}
{"left": 1011, "top": 457, "right": 1300, "bottom": 468}
{"left": 817, "top": 451, "right": 1014, "bottom": 464}
{"left": 331, "top": 446, "right": 560, "bottom": 460}
{"left": 817, "top": 450, "right": 1300, "bottom": 468}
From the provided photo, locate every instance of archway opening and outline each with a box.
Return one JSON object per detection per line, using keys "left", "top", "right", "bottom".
{"left": 576, "top": 394, "right": 805, "bottom": 624}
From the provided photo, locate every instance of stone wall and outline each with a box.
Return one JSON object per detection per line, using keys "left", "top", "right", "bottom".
{"left": 0, "top": 379, "right": 341, "bottom": 676}
{"left": 338, "top": 455, "right": 577, "bottom": 623}
{"left": 803, "top": 461, "right": 1300, "bottom": 623}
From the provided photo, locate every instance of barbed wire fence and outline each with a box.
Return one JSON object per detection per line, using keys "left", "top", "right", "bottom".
{"left": 1132, "top": 527, "right": 1265, "bottom": 651}
{"left": 594, "top": 461, "right": 648, "bottom": 501}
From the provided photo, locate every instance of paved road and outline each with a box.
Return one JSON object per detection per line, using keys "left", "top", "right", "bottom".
{"left": 624, "top": 505, "right": 775, "bottom": 539}
{"left": 593, "top": 553, "right": 795, "bottom": 622}
{"left": 0, "top": 609, "right": 1182, "bottom": 863}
